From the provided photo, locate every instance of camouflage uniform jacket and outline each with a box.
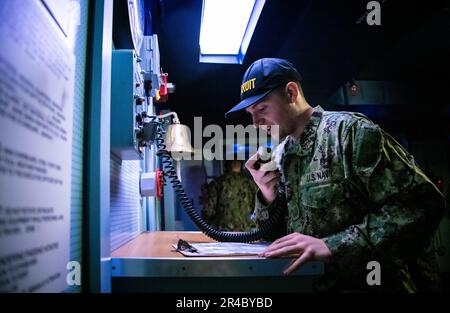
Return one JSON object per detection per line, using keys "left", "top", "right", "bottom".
{"left": 253, "top": 106, "right": 445, "bottom": 292}
{"left": 201, "top": 172, "right": 257, "bottom": 231}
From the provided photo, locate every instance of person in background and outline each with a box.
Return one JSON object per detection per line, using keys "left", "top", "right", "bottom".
{"left": 200, "top": 160, "right": 257, "bottom": 231}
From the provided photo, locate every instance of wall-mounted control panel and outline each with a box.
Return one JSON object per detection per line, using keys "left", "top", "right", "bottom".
{"left": 111, "top": 49, "right": 148, "bottom": 160}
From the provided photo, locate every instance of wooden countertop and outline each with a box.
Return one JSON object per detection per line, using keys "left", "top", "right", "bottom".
{"left": 110, "top": 232, "right": 325, "bottom": 281}
{"left": 111, "top": 231, "right": 220, "bottom": 258}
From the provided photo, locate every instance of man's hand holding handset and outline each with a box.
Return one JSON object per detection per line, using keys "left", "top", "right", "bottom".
{"left": 245, "top": 146, "right": 280, "bottom": 205}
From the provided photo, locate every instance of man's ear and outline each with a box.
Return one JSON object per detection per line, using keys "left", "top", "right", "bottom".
{"left": 285, "top": 82, "right": 298, "bottom": 102}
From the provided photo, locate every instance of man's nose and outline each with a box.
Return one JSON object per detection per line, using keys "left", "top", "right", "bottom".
{"left": 252, "top": 114, "right": 262, "bottom": 128}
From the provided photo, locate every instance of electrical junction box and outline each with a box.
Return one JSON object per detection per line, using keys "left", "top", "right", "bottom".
{"left": 140, "top": 35, "right": 160, "bottom": 91}
{"left": 111, "top": 49, "right": 147, "bottom": 160}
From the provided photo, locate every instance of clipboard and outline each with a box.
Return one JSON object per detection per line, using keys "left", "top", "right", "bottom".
{"left": 173, "top": 240, "right": 271, "bottom": 257}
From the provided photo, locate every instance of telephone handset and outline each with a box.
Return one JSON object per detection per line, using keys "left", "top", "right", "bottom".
{"left": 254, "top": 146, "right": 277, "bottom": 172}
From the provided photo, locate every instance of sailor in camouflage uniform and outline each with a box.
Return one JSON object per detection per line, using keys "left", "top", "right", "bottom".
{"left": 201, "top": 160, "right": 257, "bottom": 231}
{"left": 225, "top": 58, "right": 445, "bottom": 292}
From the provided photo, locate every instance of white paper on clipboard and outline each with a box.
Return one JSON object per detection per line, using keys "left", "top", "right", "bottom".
{"left": 173, "top": 242, "right": 271, "bottom": 257}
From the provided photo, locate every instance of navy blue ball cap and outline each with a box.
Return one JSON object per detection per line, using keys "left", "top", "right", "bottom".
{"left": 225, "top": 58, "right": 302, "bottom": 119}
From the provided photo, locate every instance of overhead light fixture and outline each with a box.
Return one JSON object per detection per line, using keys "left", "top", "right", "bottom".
{"left": 199, "top": 0, "right": 266, "bottom": 64}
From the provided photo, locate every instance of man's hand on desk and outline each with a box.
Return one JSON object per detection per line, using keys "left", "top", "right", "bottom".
{"left": 259, "top": 232, "right": 332, "bottom": 275}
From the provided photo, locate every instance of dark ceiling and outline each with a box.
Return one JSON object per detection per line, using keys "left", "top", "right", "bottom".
{"left": 146, "top": 0, "right": 450, "bottom": 139}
